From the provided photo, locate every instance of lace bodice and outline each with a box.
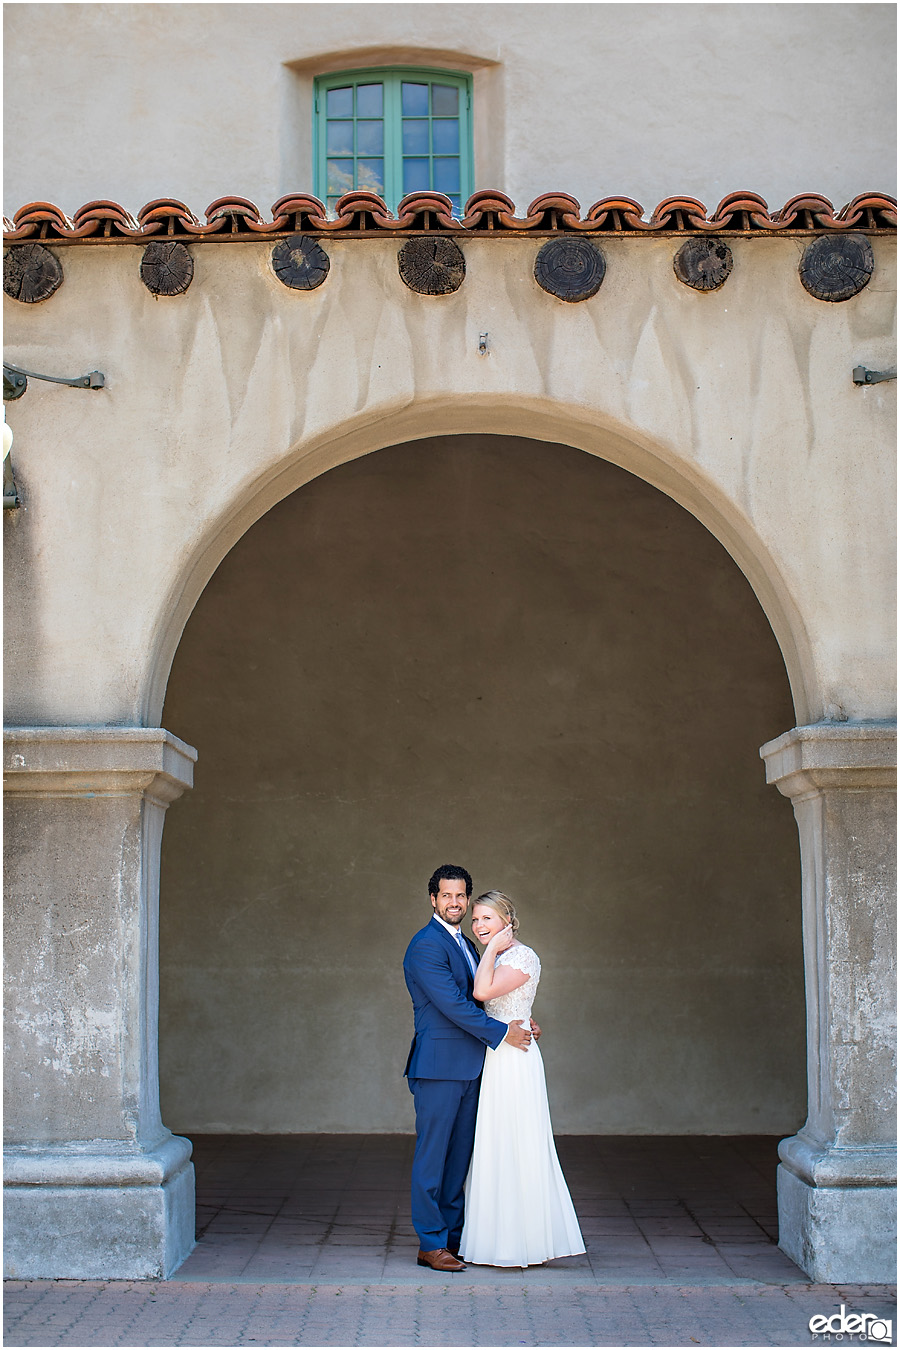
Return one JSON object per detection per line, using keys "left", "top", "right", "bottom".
{"left": 484, "top": 943, "right": 541, "bottom": 1024}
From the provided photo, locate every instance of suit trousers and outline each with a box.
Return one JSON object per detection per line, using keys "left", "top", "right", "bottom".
{"left": 409, "top": 1075, "right": 481, "bottom": 1250}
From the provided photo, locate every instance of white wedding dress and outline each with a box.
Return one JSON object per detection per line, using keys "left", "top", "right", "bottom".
{"left": 460, "top": 943, "right": 586, "bottom": 1267}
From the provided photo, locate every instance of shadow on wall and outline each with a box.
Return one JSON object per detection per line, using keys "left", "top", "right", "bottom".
{"left": 158, "top": 434, "right": 804, "bottom": 1135}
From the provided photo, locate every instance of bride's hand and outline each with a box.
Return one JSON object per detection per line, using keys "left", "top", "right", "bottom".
{"left": 486, "top": 924, "right": 514, "bottom": 955}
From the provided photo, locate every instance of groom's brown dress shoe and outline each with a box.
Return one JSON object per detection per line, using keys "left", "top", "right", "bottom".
{"left": 417, "top": 1248, "right": 466, "bottom": 1271}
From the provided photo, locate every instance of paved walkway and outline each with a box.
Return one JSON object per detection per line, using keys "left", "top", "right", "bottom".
{"left": 5, "top": 1137, "right": 896, "bottom": 1347}
{"left": 177, "top": 1135, "right": 798, "bottom": 1286}
{"left": 5, "top": 1278, "right": 896, "bottom": 1346}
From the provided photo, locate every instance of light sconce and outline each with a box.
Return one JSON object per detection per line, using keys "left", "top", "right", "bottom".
{"left": 3, "top": 409, "right": 17, "bottom": 509}
{"left": 2, "top": 361, "right": 106, "bottom": 509}
{"left": 3, "top": 363, "right": 105, "bottom": 399}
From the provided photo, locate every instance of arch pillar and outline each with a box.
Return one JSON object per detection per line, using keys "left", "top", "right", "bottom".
{"left": 761, "top": 723, "right": 896, "bottom": 1282}
{"left": 3, "top": 727, "right": 197, "bottom": 1278}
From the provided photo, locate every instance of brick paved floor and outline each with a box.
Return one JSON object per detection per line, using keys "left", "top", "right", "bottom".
{"left": 4, "top": 1137, "right": 895, "bottom": 1347}
{"left": 177, "top": 1135, "right": 800, "bottom": 1285}
{"left": 4, "top": 1281, "right": 896, "bottom": 1347}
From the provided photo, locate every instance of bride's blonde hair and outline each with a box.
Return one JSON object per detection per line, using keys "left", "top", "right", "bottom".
{"left": 475, "top": 890, "right": 520, "bottom": 936}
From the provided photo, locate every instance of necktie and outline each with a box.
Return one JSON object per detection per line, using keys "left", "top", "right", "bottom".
{"left": 455, "top": 928, "right": 477, "bottom": 976}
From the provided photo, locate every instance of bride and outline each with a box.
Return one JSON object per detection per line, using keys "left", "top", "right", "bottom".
{"left": 460, "top": 891, "right": 585, "bottom": 1268}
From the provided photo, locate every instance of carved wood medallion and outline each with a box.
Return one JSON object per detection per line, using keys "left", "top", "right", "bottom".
{"left": 534, "top": 238, "right": 605, "bottom": 301}
{"left": 272, "top": 235, "right": 330, "bottom": 291}
{"left": 140, "top": 241, "right": 194, "bottom": 296}
{"left": 799, "top": 233, "right": 874, "bottom": 302}
{"left": 398, "top": 236, "right": 465, "bottom": 295}
{"left": 673, "top": 237, "right": 733, "bottom": 291}
{"left": 3, "top": 243, "right": 63, "bottom": 303}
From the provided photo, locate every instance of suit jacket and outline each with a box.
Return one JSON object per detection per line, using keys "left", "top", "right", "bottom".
{"left": 403, "top": 916, "right": 508, "bottom": 1080}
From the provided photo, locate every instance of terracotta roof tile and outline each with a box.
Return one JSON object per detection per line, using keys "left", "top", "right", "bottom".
{"left": 3, "top": 190, "right": 895, "bottom": 244}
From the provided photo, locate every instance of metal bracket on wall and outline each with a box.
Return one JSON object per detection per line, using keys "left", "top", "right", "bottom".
{"left": 852, "top": 366, "right": 897, "bottom": 385}
{"left": 3, "top": 363, "right": 105, "bottom": 399}
{"left": 3, "top": 362, "right": 105, "bottom": 508}
{"left": 4, "top": 451, "right": 19, "bottom": 510}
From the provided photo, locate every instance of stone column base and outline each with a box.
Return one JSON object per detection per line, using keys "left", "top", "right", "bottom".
{"left": 777, "top": 1166, "right": 897, "bottom": 1284}
{"left": 762, "top": 723, "right": 896, "bottom": 1285}
{"left": 3, "top": 1135, "right": 194, "bottom": 1279}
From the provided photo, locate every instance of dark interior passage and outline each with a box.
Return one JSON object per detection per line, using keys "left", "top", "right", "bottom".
{"left": 159, "top": 435, "right": 804, "bottom": 1135}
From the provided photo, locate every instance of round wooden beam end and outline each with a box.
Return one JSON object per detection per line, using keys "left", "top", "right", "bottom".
{"left": 799, "top": 233, "right": 874, "bottom": 302}
{"left": 673, "top": 237, "right": 733, "bottom": 291}
{"left": 272, "top": 235, "right": 330, "bottom": 291}
{"left": 3, "top": 243, "right": 64, "bottom": 304}
{"left": 140, "top": 241, "right": 194, "bottom": 296}
{"left": 398, "top": 236, "right": 465, "bottom": 295}
{"left": 534, "top": 238, "right": 606, "bottom": 302}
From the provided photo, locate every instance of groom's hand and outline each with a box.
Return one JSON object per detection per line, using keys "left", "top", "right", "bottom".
{"left": 530, "top": 1019, "right": 542, "bottom": 1041}
{"left": 504, "top": 1021, "right": 532, "bottom": 1052}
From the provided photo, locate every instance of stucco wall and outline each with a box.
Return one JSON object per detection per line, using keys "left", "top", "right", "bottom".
{"left": 157, "top": 434, "right": 805, "bottom": 1133}
{"left": 3, "top": 3, "right": 896, "bottom": 215}
{"left": 3, "top": 235, "right": 895, "bottom": 731}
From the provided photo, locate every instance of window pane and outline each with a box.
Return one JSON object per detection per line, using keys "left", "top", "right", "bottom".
{"left": 326, "top": 86, "right": 353, "bottom": 118}
{"left": 402, "top": 119, "right": 429, "bottom": 154}
{"left": 327, "top": 197, "right": 340, "bottom": 213}
{"left": 326, "top": 121, "right": 354, "bottom": 155}
{"left": 356, "top": 83, "right": 383, "bottom": 117}
{"left": 327, "top": 160, "right": 354, "bottom": 197}
{"left": 403, "top": 157, "right": 430, "bottom": 193}
{"left": 357, "top": 120, "right": 384, "bottom": 155}
{"left": 357, "top": 159, "right": 385, "bottom": 195}
{"left": 318, "top": 72, "right": 470, "bottom": 212}
{"left": 431, "top": 84, "right": 458, "bottom": 115}
{"left": 401, "top": 82, "right": 429, "bottom": 116}
{"left": 433, "top": 158, "right": 460, "bottom": 194}
{"left": 432, "top": 119, "right": 459, "bottom": 154}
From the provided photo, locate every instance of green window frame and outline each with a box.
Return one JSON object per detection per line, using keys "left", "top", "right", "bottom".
{"left": 314, "top": 68, "right": 474, "bottom": 217}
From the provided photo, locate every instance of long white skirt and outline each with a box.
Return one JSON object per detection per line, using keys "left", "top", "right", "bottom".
{"left": 460, "top": 1032, "right": 585, "bottom": 1267}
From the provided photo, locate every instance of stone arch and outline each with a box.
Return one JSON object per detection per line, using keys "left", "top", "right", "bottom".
{"left": 145, "top": 396, "right": 815, "bottom": 729}
{"left": 157, "top": 426, "right": 805, "bottom": 1138}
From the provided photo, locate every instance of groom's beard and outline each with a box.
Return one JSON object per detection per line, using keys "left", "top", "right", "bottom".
{"left": 433, "top": 900, "right": 467, "bottom": 925}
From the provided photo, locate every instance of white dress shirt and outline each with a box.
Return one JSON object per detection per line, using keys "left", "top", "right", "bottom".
{"left": 433, "top": 913, "right": 478, "bottom": 976}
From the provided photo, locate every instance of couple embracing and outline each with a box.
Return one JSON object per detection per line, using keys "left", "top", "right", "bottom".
{"left": 403, "top": 863, "right": 585, "bottom": 1270}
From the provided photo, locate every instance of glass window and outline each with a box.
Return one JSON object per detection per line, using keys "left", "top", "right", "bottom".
{"left": 315, "top": 68, "right": 473, "bottom": 217}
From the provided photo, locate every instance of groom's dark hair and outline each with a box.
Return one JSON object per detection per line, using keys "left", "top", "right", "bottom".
{"left": 428, "top": 864, "right": 473, "bottom": 899}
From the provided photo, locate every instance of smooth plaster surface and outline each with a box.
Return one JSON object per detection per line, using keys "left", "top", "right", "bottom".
{"left": 3, "top": 0, "right": 895, "bottom": 1285}
{"left": 3, "top": 4, "right": 896, "bottom": 215}
{"left": 158, "top": 435, "right": 805, "bottom": 1134}
{"left": 3, "top": 236, "right": 896, "bottom": 732}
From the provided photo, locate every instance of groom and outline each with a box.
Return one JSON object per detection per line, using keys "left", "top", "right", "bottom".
{"left": 403, "top": 863, "right": 533, "bottom": 1271}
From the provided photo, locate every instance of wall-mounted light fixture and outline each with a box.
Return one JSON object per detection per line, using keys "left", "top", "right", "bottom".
{"left": 4, "top": 409, "right": 18, "bottom": 509}
{"left": 852, "top": 366, "right": 897, "bottom": 386}
{"left": 2, "top": 361, "right": 106, "bottom": 509}
{"left": 3, "top": 362, "right": 105, "bottom": 399}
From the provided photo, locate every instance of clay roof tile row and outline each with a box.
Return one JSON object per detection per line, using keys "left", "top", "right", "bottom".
{"left": 3, "top": 190, "right": 895, "bottom": 244}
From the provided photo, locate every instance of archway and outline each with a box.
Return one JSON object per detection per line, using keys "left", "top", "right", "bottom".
{"left": 158, "top": 433, "right": 805, "bottom": 1142}
{"left": 144, "top": 398, "right": 816, "bottom": 730}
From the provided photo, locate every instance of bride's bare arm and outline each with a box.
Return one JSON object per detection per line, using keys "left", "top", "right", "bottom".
{"left": 472, "top": 927, "right": 530, "bottom": 1001}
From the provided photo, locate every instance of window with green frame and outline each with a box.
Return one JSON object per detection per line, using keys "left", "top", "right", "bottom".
{"left": 314, "top": 68, "right": 473, "bottom": 217}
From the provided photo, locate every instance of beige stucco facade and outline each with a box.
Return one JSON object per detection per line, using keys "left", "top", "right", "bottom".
{"left": 3, "top": 235, "right": 897, "bottom": 726}
{"left": 4, "top": 4, "right": 896, "bottom": 217}
{"left": 3, "top": 0, "right": 896, "bottom": 1289}
{"left": 4, "top": 228, "right": 896, "bottom": 1281}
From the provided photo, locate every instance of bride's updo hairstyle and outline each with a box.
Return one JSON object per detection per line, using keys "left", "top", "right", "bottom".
{"left": 475, "top": 890, "right": 520, "bottom": 936}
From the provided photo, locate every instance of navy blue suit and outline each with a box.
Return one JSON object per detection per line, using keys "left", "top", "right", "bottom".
{"left": 403, "top": 916, "right": 507, "bottom": 1251}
